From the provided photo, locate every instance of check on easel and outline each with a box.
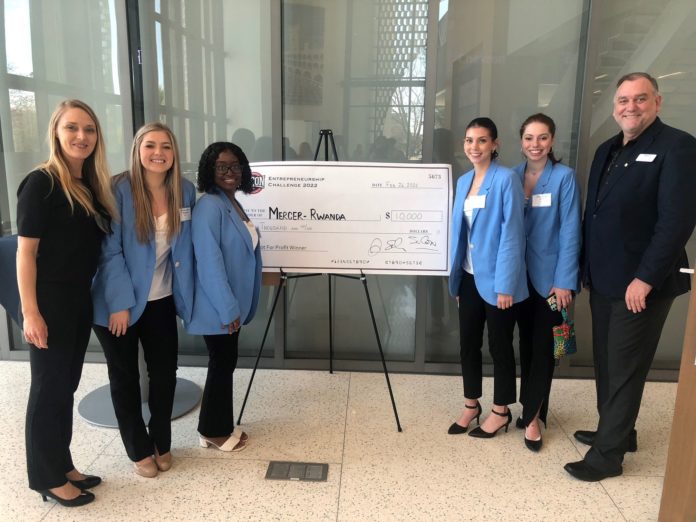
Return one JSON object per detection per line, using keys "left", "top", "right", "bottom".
{"left": 237, "top": 161, "right": 453, "bottom": 276}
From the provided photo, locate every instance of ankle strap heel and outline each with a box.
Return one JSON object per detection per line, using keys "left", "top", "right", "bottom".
{"left": 468, "top": 408, "right": 512, "bottom": 439}
{"left": 464, "top": 400, "right": 482, "bottom": 426}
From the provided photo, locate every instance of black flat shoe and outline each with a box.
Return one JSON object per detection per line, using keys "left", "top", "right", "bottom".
{"left": 573, "top": 429, "right": 637, "bottom": 452}
{"left": 39, "top": 488, "right": 95, "bottom": 507}
{"left": 448, "top": 401, "right": 482, "bottom": 435}
{"left": 68, "top": 475, "right": 102, "bottom": 489}
{"left": 468, "top": 408, "right": 512, "bottom": 439}
{"left": 564, "top": 460, "right": 622, "bottom": 482}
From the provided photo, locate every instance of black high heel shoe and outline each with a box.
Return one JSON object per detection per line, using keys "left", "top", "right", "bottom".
{"left": 448, "top": 401, "right": 482, "bottom": 434}
{"left": 468, "top": 408, "right": 512, "bottom": 438}
{"left": 39, "top": 488, "right": 95, "bottom": 507}
{"left": 68, "top": 474, "right": 102, "bottom": 489}
{"left": 524, "top": 417, "right": 544, "bottom": 451}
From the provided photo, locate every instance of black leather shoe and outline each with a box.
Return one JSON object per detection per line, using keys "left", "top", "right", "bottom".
{"left": 68, "top": 474, "right": 102, "bottom": 489}
{"left": 448, "top": 401, "right": 482, "bottom": 435}
{"left": 573, "top": 430, "right": 595, "bottom": 446}
{"left": 515, "top": 416, "right": 524, "bottom": 430}
{"left": 573, "top": 429, "right": 637, "bottom": 452}
{"left": 564, "top": 460, "right": 622, "bottom": 482}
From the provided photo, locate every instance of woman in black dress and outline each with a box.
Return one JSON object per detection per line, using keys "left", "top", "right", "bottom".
{"left": 16, "top": 99, "right": 116, "bottom": 507}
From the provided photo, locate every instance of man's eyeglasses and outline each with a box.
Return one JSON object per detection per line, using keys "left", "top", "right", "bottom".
{"left": 215, "top": 163, "right": 243, "bottom": 174}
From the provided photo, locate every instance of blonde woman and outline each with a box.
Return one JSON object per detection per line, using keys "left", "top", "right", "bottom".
{"left": 92, "top": 122, "right": 195, "bottom": 478}
{"left": 17, "top": 99, "right": 116, "bottom": 506}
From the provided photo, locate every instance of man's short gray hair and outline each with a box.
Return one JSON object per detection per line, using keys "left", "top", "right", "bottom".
{"left": 616, "top": 72, "right": 659, "bottom": 93}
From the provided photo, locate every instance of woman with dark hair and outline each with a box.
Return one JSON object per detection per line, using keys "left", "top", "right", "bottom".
{"left": 513, "top": 113, "right": 581, "bottom": 451}
{"left": 17, "top": 99, "right": 116, "bottom": 506}
{"left": 186, "top": 142, "right": 262, "bottom": 452}
{"left": 92, "top": 122, "right": 195, "bottom": 477}
{"left": 447, "top": 117, "right": 526, "bottom": 439}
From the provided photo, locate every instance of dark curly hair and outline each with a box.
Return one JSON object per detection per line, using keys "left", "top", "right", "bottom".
{"left": 196, "top": 141, "right": 253, "bottom": 194}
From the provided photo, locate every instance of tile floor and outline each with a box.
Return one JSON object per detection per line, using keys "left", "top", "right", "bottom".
{"left": 0, "top": 360, "right": 674, "bottom": 521}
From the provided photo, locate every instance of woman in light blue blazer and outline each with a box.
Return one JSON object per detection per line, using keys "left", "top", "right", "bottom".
{"left": 186, "top": 142, "right": 262, "bottom": 452}
{"left": 92, "top": 122, "right": 195, "bottom": 477}
{"left": 448, "top": 117, "right": 527, "bottom": 438}
{"left": 513, "top": 113, "right": 581, "bottom": 451}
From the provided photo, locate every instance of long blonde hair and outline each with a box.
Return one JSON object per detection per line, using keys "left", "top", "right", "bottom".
{"left": 38, "top": 99, "right": 117, "bottom": 231}
{"left": 127, "top": 122, "right": 183, "bottom": 243}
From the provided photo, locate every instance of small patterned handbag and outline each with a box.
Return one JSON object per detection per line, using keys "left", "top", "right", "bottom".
{"left": 552, "top": 308, "right": 577, "bottom": 360}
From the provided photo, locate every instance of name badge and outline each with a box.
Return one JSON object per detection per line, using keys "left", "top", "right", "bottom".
{"left": 531, "top": 193, "right": 552, "bottom": 208}
{"left": 636, "top": 153, "right": 656, "bottom": 162}
{"left": 179, "top": 207, "right": 191, "bottom": 221}
{"left": 464, "top": 195, "right": 486, "bottom": 211}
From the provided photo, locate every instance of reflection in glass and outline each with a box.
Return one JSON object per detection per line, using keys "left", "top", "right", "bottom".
{"left": 4, "top": 0, "right": 33, "bottom": 77}
{"left": 282, "top": 0, "right": 428, "bottom": 163}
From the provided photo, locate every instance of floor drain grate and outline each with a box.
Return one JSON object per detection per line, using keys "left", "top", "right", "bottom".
{"left": 265, "top": 461, "right": 328, "bottom": 481}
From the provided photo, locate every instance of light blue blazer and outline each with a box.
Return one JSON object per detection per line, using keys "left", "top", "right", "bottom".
{"left": 513, "top": 161, "right": 581, "bottom": 296}
{"left": 92, "top": 175, "right": 196, "bottom": 326}
{"left": 185, "top": 190, "right": 262, "bottom": 335}
{"left": 448, "top": 162, "right": 527, "bottom": 306}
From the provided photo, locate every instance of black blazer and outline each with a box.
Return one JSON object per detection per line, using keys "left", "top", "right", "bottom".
{"left": 582, "top": 118, "right": 696, "bottom": 299}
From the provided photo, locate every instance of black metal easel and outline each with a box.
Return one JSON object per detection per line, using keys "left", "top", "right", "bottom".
{"left": 237, "top": 129, "right": 402, "bottom": 432}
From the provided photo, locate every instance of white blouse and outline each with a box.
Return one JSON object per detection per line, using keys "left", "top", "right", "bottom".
{"left": 148, "top": 213, "right": 173, "bottom": 301}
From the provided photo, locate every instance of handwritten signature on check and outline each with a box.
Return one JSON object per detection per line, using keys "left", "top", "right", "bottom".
{"left": 368, "top": 236, "right": 438, "bottom": 256}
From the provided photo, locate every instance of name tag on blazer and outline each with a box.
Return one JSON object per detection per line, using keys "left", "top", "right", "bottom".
{"left": 636, "top": 153, "right": 656, "bottom": 162}
{"left": 531, "top": 193, "right": 552, "bottom": 207}
{"left": 179, "top": 207, "right": 192, "bottom": 221}
{"left": 464, "top": 195, "right": 486, "bottom": 211}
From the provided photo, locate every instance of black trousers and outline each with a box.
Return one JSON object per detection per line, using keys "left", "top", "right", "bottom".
{"left": 457, "top": 272, "right": 517, "bottom": 405}
{"left": 516, "top": 280, "right": 563, "bottom": 426}
{"left": 94, "top": 296, "right": 178, "bottom": 462}
{"left": 197, "top": 330, "right": 240, "bottom": 437}
{"left": 26, "top": 283, "right": 92, "bottom": 491}
{"left": 584, "top": 290, "right": 673, "bottom": 472}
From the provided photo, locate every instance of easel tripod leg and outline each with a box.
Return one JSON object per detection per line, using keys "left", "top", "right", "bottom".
{"left": 329, "top": 274, "right": 333, "bottom": 374}
{"left": 361, "top": 275, "right": 403, "bottom": 432}
{"left": 237, "top": 277, "right": 285, "bottom": 425}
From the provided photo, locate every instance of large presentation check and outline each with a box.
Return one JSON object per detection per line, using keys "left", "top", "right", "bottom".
{"left": 236, "top": 162, "right": 452, "bottom": 275}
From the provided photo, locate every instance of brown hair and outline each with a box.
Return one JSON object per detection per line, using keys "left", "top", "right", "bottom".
{"left": 519, "top": 113, "right": 561, "bottom": 165}
{"left": 126, "top": 122, "right": 183, "bottom": 243}
{"left": 38, "top": 99, "right": 117, "bottom": 231}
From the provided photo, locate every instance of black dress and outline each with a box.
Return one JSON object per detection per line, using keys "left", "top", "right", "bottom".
{"left": 17, "top": 169, "right": 105, "bottom": 491}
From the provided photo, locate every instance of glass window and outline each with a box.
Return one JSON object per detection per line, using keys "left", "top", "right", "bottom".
{"left": 4, "top": 0, "right": 33, "bottom": 77}
{"left": 572, "top": 0, "right": 696, "bottom": 369}
{"left": 138, "top": 0, "right": 276, "bottom": 357}
{"left": 425, "top": 0, "right": 588, "bottom": 363}
{"left": 281, "top": 0, "right": 429, "bottom": 362}
{"left": 0, "top": 0, "right": 134, "bottom": 351}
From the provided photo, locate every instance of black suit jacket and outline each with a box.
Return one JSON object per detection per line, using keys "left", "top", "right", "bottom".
{"left": 582, "top": 118, "right": 696, "bottom": 299}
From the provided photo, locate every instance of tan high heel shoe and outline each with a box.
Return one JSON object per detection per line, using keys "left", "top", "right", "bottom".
{"left": 133, "top": 456, "right": 158, "bottom": 478}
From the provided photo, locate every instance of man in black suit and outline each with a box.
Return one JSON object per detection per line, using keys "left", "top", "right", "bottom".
{"left": 565, "top": 72, "right": 696, "bottom": 481}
